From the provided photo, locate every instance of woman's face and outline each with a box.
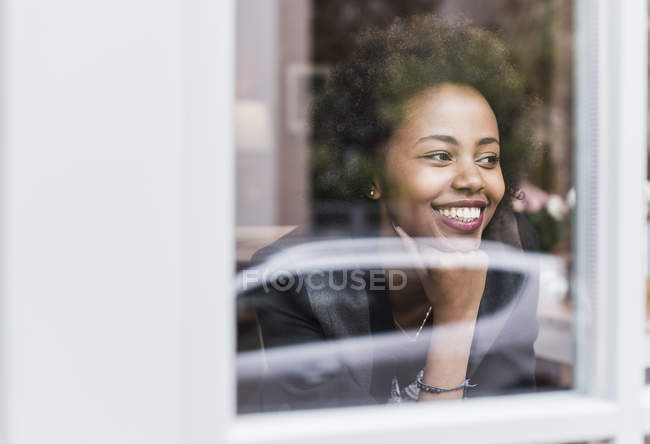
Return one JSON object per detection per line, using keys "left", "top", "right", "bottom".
{"left": 379, "top": 83, "right": 505, "bottom": 250}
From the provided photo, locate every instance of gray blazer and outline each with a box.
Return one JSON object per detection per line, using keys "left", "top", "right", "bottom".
{"left": 244, "top": 217, "right": 539, "bottom": 411}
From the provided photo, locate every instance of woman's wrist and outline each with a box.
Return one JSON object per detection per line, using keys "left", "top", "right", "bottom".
{"left": 431, "top": 301, "right": 480, "bottom": 324}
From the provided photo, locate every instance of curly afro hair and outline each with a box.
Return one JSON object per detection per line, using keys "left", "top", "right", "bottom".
{"left": 311, "top": 14, "right": 537, "bottom": 210}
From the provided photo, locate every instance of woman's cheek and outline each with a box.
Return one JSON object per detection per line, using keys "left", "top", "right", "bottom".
{"left": 415, "top": 174, "right": 448, "bottom": 201}
{"left": 487, "top": 169, "right": 506, "bottom": 204}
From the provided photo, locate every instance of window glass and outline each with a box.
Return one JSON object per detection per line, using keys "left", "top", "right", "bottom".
{"left": 236, "top": 0, "right": 574, "bottom": 413}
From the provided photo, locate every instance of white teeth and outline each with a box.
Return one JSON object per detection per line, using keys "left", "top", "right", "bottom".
{"left": 437, "top": 206, "right": 482, "bottom": 222}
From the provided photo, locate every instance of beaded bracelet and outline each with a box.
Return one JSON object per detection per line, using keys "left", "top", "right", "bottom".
{"left": 415, "top": 370, "right": 477, "bottom": 394}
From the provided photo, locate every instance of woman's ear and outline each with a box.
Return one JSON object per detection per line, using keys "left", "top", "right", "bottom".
{"left": 366, "top": 180, "right": 382, "bottom": 200}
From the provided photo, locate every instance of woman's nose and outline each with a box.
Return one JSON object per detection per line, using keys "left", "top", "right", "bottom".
{"left": 451, "top": 159, "right": 484, "bottom": 193}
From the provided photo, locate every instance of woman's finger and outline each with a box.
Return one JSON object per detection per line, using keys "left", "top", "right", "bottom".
{"left": 392, "top": 223, "right": 431, "bottom": 275}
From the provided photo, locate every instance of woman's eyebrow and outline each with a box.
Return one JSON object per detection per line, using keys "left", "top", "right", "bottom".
{"left": 414, "top": 134, "right": 458, "bottom": 146}
{"left": 477, "top": 137, "right": 500, "bottom": 146}
{"left": 413, "top": 135, "right": 500, "bottom": 147}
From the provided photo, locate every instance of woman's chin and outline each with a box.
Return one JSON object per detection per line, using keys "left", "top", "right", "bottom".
{"left": 423, "top": 235, "right": 482, "bottom": 253}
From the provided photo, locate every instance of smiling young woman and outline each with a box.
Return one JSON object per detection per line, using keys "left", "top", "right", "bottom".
{"left": 242, "top": 15, "right": 540, "bottom": 412}
{"left": 365, "top": 82, "right": 510, "bottom": 401}
{"left": 376, "top": 83, "right": 506, "bottom": 251}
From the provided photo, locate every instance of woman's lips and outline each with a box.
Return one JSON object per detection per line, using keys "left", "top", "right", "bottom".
{"left": 431, "top": 203, "right": 486, "bottom": 233}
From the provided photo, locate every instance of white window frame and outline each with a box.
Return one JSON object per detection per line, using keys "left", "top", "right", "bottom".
{"left": 192, "top": 0, "right": 650, "bottom": 442}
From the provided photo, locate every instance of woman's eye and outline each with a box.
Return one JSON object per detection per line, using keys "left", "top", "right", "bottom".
{"left": 423, "top": 152, "right": 452, "bottom": 162}
{"left": 477, "top": 155, "right": 500, "bottom": 166}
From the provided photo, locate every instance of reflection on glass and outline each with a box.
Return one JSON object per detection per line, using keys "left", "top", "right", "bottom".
{"left": 236, "top": 1, "right": 573, "bottom": 413}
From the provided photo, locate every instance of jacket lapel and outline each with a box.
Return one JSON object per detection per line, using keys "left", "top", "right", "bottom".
{"left": 306, "top": 271, "right": 374, "bottom": 393}
{"left": 466, "top": 268, "right": 527, "bottom": 379}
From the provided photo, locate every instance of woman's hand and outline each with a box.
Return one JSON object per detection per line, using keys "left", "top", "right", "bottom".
{"left": 392, "top": 224, "right": 487, "bottom": 324}
{"left": 392, "top": 223, "right": 488, "bottom": 400}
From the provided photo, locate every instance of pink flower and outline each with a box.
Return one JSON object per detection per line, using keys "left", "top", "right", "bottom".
{"left": 516, "top": 181, "right": 549, "bottom": 213}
